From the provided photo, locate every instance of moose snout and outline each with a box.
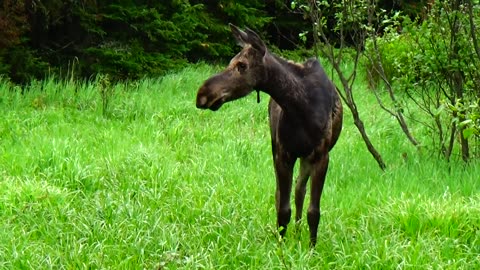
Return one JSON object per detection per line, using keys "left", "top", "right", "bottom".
{"left": 196, "top": 86, "right": 209, "bottom": 109}
{"left": 196, "top": 95, "right": 208, "bottom": 109}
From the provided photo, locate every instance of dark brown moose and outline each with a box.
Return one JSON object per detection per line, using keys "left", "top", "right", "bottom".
{"left": 196, "top": 24, "right": 343, "bottom": 247}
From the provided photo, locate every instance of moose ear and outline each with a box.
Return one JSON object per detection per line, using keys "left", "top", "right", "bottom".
{"left": 229, "top": 24, "right": 267, "bottom": 56}
{"left": 244, "top": 27, "right": 266, "bottom": 56}
{"left": 230, "top": 23, "right": 249, "bottom": 47}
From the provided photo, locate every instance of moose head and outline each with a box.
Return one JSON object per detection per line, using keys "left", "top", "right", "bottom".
{"left": 196, "top": 24, "right": 268, "bottom": 111}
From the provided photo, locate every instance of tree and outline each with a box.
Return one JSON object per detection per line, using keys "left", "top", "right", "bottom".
{"left": 292, "top": 0, "right": 388, "bottom": 170}
{"left": 293, "top": 0, "right": 480, "bottom": 163}
{"left": 404, "top": 0, "right": 480, "bottom": 160}
{"left": 0, "top": 0, "right": 272, "bottom": 82}
{"left": 373, "top": 0, "right": 480, "bottom": 161}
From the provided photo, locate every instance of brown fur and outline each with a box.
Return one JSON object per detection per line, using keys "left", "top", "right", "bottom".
{"left": 196, "top": 24, "right": 343, "bottom": 247}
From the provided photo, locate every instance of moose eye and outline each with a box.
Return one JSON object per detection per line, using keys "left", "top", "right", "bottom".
{"left": 236, "top": 62, "right": 247, "bottom": 72}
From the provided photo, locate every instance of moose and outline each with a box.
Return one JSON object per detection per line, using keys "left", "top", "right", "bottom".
{"left": 196, "top": 24, "right": 343, "bottom": 246}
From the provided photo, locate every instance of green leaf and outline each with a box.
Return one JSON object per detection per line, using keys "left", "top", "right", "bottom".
{"left": 462, "top": 127, "right": 476, "bottom": 139}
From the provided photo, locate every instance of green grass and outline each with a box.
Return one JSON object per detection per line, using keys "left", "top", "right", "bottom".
{"left": 0, "top": 64, "right": 479, "bottom": 269}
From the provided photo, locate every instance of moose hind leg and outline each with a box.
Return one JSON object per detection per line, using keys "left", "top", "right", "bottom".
{"left": 307, "top": 152, "right": 329, "bottom": 247}
{"left": 295, "top": 159, "right": 311, "bottom": 225}
{"left": 274, "top": 151, "right": 295, "bottom": 238}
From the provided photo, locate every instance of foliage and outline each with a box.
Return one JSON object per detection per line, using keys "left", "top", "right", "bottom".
{"left": 0, "top": 0, "right": 28, "bottom": 48}
{"left": 2, "top": 45, "right": 51, "bottom": 83}
{"left": 376, "top": 0, "right": 433, "bottom": 20}
{"left": 0, "top": 1, "right": 271, "bottom": 82}
{"left": 364, "top": 1, "right": 480, "bottom": 161}
{"left": 0, "top": 0, "right": 435, "bottom": 83}
{"left": 292, "top": 0, "right": 480, "bottom": 162}
{"left": 0, "top": 0, "right": 31, "bottom": 76}
{"left": 448, "top": 99, "right": 480, "bottom": 140}
{"left": 411, "top": 1, "right": 479, "bottom": 159}
{"left": 364, "top": 14, "right": 413, "bottom": 90}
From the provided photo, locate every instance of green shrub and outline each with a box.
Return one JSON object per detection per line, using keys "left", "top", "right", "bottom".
{"left": 364, "top": 20, "right": 416, "bottom": 90}
{"left": 1, "top": 46, "right": 50, "bottom": 83}
{"left": 364, "top": 2, "right": 480, "bottom": 160}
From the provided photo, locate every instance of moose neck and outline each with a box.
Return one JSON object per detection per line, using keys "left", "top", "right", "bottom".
{"left": 256, "top": 54, "right": 309, "bottom": 116}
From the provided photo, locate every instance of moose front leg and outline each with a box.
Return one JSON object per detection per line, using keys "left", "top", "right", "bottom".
{"left": 307, "top": 152, "right": 329, "bottom": 247}
{"left": 273, "top": 151, "right": 295, "bottom": 239}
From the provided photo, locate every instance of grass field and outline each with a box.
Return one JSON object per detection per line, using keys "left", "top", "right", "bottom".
{"left": 0, "top": 64, "right": 479, "bottom": 269}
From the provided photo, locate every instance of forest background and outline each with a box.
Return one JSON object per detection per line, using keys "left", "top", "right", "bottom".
{"left": 0, "top": 0, "right": 427, "bottom": 82}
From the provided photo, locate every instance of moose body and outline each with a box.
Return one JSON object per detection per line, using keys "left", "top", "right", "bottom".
{"left": 196, "top": 24, "right": 343, "bottom": 246}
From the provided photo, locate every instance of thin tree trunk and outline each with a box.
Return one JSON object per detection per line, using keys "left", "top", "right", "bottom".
{"left": 308, "top": 0, "right": 387, "bottom": 170}
{"left": 451, "top": 0, "right": 470, "bottom": 161}
{"left": 335, "top": 66, "right": 387, "bottom": 171}
{"left": 364, "top": 1, "right": 419, "bottom": 147}
{"left": 467, "top": 0, "right": 480, "bottom": 62}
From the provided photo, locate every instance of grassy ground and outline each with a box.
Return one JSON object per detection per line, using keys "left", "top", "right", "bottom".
{"left": 0, "top": 64, "right": 479, "bottom": 269}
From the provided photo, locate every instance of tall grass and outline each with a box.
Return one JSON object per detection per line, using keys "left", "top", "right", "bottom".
{"left": 0, "top": 64, "right": 478, "bottom": 269}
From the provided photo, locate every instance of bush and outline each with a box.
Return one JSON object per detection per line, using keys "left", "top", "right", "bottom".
{"left": 365, "top": 2, "right": 480, "bottom": 160}
{"left": 364, "top": 17, "right": 416, "bottom": 90}
{"left": 1, "top": 46, "right": 50, "bottom": 83}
